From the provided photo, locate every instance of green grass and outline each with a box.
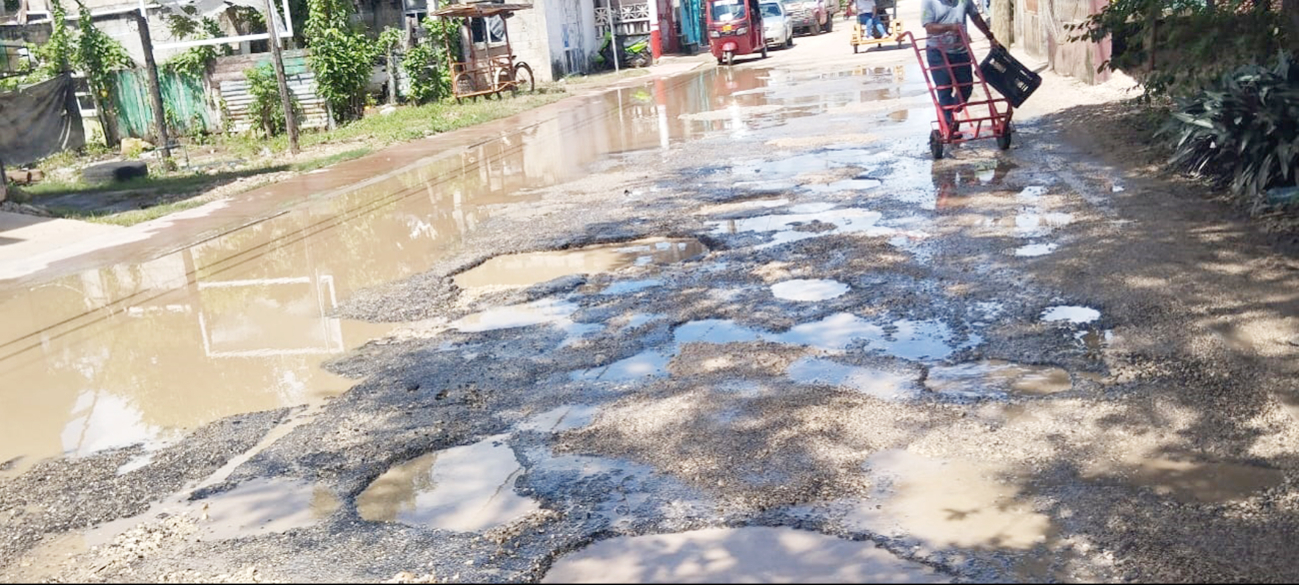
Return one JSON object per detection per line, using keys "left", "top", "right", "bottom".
{"left": 55, "top": 198, "right": 212, "bottom": 226}
{"left": 217, "top": 91, "right": 568, "bottom": 159}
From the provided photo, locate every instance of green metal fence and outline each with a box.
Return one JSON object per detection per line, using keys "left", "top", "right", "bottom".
{"left": 111, "top": 68, "right": 213, "bottom": 138}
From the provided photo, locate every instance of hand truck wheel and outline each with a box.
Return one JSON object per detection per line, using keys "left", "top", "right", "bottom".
{"left": 997, "top": 129, "right": 1013, "bottom": 150}
{"left": 929, "top": 129, "right": 944, "bottom": 160}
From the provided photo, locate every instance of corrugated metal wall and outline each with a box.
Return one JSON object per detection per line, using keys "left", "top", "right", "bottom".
{"left": 214, "top": 51, "right": 330, "bottom": 134}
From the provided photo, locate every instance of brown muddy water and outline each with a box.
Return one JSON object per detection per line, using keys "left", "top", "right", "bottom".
{"left": 0, "top": 64, "right": 917, "bottom": 475}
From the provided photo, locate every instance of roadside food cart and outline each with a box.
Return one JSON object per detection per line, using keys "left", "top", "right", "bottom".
{"left": 431, "top": 1, "right": 537, "bottom": 103}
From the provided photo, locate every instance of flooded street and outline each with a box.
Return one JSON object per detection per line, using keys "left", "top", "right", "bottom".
{"left": 5, "top": 19, "right": 1299, "bottom": 585}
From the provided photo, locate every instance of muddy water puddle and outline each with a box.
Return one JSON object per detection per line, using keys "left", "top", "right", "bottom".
{"left": 770, "top": 279, "right": 850, "bottom": 301}
{"left": 1081, "top": 452, "right": 1284, "bottom": 505}
{"left": 356, "top": 434, "right": 541, "bottom": 532}
{"left": 787, "top": 357, "right": 919, "bottom": 401}
{"left": 0, "top": 74, "right": 745, "bottom": 474}
{"left": 849, "top": 449, "right": 1052, "bottom": 550}
{"left": 454, "top": 238, "right": 706, "bottom": 290}
{"left": 925, "top": 360, "right": 1073, "bottom": 397}
{"left": 543, "top": 526, "right": 947, "bottom": 583}
{"left": 1041, "top": 305, "right": 1101, "bottom": 325}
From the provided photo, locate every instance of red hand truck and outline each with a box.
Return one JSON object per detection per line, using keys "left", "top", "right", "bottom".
{"left": 903, "top": 30, "right": 1014, "bottom": 159}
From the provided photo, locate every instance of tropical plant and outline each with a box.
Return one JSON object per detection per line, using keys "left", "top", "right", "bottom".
{"left": 1159, "top": 53, "right": 1299, "bottom": 209}
{"left": 404, "top": 17, "right": 458, "bottom": 104}
{"left": 378, "top": 26, "right": 405, "bottom": 104}
{"left": 73, "top": 4, "right": 133, "bottom": 146}
{"left": 165, "top": 16, "right": 229, "bottom": 78}
{"left": 1068, "top": 0, "right": 1290, "bottom": 100}
{"left": 304, "top": 0, "right": 378, "bottom": 123}
{"left": 245, "top": 63, "right": 300, "bottom": 138}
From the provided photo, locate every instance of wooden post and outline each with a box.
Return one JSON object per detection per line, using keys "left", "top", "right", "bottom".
{"left": 135, "top": 11, "right": 171, "bottom": 159}
{"left": 265, "top": 0, "right": 300, "bottom": 154}
{"left": 992, "top": 0, "right": 1012, "bottom": 47}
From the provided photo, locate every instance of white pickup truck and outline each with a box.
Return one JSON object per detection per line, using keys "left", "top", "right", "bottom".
{"left": 782, "top": 0, "right": 839, "bottom": 36}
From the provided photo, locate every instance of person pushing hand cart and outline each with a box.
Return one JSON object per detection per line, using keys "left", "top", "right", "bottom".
{"left": 907, "top": 0, "right": 1040, "bottom": 158}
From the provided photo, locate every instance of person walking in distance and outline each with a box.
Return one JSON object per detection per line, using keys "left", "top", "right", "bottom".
{"left": 922, "top": 0, "right": 998, "bottom": 137}
{"left": 855, "top": 0, "right": 886, "bottom": 38}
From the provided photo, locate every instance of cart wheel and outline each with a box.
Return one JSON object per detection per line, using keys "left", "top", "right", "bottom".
{"left": 725, "top": 51, "right": 734, "bottom": 66}
{"left": 824, "top": 16, "right": 833, "bottom": 33}
{"left": 761, "top": 43, "right": 768, "bottom": 59}
{"left": 929, "top": 130, "right": 944, "bottom": 160}
{"left": 513, "top": 62, "right": 535, "bottom": 94}
{"left": 997, "top": 130, "right": 1013, "bottom": 151}
{"left": 853, "top": 44, "right": 859, "bottom": 54}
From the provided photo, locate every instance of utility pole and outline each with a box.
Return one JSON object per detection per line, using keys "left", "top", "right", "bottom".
{"left": 264, "top": 0, "right": 300, "bottom": 154}
{"left": 134, "top": 10, "right": 171, "bottom": 159}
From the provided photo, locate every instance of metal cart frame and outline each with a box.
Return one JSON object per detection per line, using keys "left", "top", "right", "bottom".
{"left": 903, "top": 30, "right": 1014, "bottom": 159}
{"left": 431, "top": 2, "right": 537, "bottom": 104}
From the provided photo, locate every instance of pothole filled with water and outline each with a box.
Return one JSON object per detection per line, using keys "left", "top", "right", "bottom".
{"left": 847, "top": 449, "right": 1051, "bottom": 550}
{"left": 542, "top": 526, "right": 947, "bottom": 583}
{"left": 787, "top": 357, "right": 919, "bottom": 401}
{"left": 925, "top": 360, "right": 1073, "bottom": 397}
{"left": 1080, "top": 452, "right": 1284, "bottom": 505}
{"left": 453, "top": 238, "right": 707, "bottom": 289}
{"left": 770, "top": 279, "right": 850, "bottom": 301}
{"left": 195, "top": 478, "right": 339, "bottom": 540}
{"left": 451, "top": 299, "right": 579, "bottom": 333}
{"left": 1040, "top": 306, "right": 1101, "bottom": 325}
{"left": 356, "top": 434, "right": 541, "bottom": 532}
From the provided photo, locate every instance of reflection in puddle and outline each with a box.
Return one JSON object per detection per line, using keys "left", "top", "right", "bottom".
{"left": 356, "top": 434, "right": 541, "bottom": 532}
{"left": 849, "top": 449, "right": 1051, "bottom": 550}
{"left": 519, "top": 405, "right": 599, "bottom": 433}
{"left": 451, "top": 299, "right": 579, "bottom": 332}
{"left": 674, "top": 319, "right": 766, "bottom": 345}
{"left": 925, "top": 360, "right": 1073, "bottom": 397}
{"left": 196, "top": 478, "right": 339, "bottom": 540}
{"left": 770, "top": 279, "right": 850, "bottom": 301}
{"left": 803, "top": 178, "right": 884, "bottom": 194}
{"left": 1075, "top": 328, "right": 1114, "bottom": 353}
{"left": 454, "top": 238, "right": 706, "bottom": 289}
{"left": 601, "top": 279, "right": 664, "bottom": 296}
{"left": 672, "top": 314, "right": 976, "bottom": 360}
{"left": 542, "top": 526, "right": 946, "bottom": 583}
{"left": 572, "top": 349, "right": 671, "bottom": 383}
{"left": 1013, "top": 243, "right": 1057, "bottom": 257}
{"left": 1082, "top": 453, "right": 1284, "bottom": 504}
{"left": 1041, "top": 306, "right": 1100, "bottom": 325}
{"left": 787, "top": 357, "right": 919, "bottom": 401}
{"left": 711, "top": 208, "right": 894, "bottom": 250}
{"left": 1009, "top": 212, "right": 1073, "bottom": 238}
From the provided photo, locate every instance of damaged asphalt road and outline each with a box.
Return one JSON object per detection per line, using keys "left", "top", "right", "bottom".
{"left": 5, "top": 39, "right": 1299, "bottom": 584}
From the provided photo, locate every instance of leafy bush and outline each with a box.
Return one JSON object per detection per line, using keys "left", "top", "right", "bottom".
{"left": 245, "top": 63, "right": 300, "bottom": 138}
{"left": 403, "top": 17, "right": 458, "bottom": 104}
{"left": 1160, "top": 53, "right": 1299, "bottom": 208}
{"left": 1068, "top": 0, "right": 1290, "bottom": 100}
{"left": 305, "top": 0, "right": 379, "bottom": 122}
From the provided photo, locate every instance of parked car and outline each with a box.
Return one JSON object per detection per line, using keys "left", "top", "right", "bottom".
{"left": 782, "top": 0, "right": 837, "bottom": 36}
{"left": 760, "top": 1, "right": 795, "bottom": 49}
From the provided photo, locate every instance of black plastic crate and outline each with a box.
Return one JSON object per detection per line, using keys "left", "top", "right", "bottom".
{"left": 979, "top": 46, "right": 1041, "bottom": 108}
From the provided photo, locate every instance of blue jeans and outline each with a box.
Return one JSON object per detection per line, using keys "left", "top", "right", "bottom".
{"left": 857, "top": 14, "right": 886, "bottom": 38}
{"left": 926, "top": 49, "right": 973, "bottom": 127}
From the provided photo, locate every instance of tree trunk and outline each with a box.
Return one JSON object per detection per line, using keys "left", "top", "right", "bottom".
{"left": 95, "top": 96, "right": 119, "bottom": 148}
{"left": 992, "top": 0, "right": 1013, "bottom": 47}
{"left": 1284, "top": 0, "right": 1299, "bottom": 55}
{"left": 387, "top": 47, "right": 398, "bottom": 105}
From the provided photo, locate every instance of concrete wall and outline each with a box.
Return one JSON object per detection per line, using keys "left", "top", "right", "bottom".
{"left": 1012, "top": 0, "right": 1109, "bottom": 84}
{"left": 538, "top": 0, "right": 599, "bottom": 80}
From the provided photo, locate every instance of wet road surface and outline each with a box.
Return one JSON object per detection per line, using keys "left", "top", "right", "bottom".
{"left": 5, "top": 17, "right": 1299, "bottom": 584}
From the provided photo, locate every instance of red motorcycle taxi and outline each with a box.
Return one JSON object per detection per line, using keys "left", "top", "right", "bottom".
{"left": 707, "top": 0, "right": 768, "bottom": 66}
